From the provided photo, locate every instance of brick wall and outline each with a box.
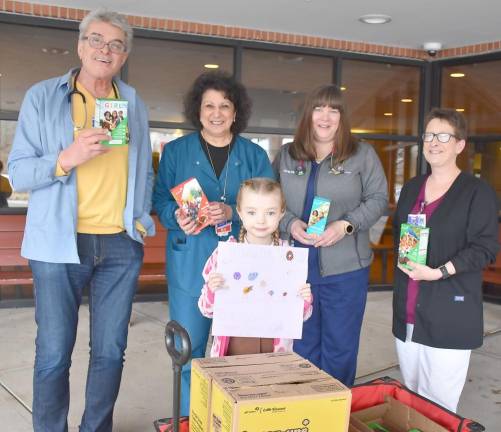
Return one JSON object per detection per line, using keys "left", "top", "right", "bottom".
{"left": 0, "top": 1, "right": 500, "bottom": 60}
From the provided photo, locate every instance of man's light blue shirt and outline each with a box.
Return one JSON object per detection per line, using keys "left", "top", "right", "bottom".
{"left": 8, "top": 69, "right": 155, "bottom": 263}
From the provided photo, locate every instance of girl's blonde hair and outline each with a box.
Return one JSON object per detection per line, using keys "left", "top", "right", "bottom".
{"left": 236, "top": 177, "right": 285, "bottom": 246}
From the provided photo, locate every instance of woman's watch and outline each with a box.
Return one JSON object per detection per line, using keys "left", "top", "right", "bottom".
{"left": 344, "top": 221, "right": 354, "bottom": 235}
{"left": 438, "top": 264, "right": 450, "bottom": 279}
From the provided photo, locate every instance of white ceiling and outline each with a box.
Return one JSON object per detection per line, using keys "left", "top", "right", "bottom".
{"left": 31, "top": 0, "right": 501, "bottom": 50}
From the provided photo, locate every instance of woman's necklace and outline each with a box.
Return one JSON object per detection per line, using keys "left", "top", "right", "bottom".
{"left": 200, "top": 132, "right": 234, "bottom": 237}
{"left": 200, "top": 132, "right": 232, "bottom": 202}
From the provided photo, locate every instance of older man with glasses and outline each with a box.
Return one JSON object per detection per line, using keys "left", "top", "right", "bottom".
{"left": 8, "top": 8, "right": 154, "bottom": 432}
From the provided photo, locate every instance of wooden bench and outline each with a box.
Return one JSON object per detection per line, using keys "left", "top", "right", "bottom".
{"left": 0, "top": 215, "right": 32, "bottom": 301}
{"left": 138, "top": 217, "right": 167, "bottom": 294}
{"left": 370, "top": 242, "right": 394, "bottom": 287}
{"left": 0, "top": 214, "right": 167, "bottom": 303}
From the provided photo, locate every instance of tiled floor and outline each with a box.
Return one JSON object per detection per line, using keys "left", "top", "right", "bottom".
{"left": 1, "top": 292, "right": 500, "bottom": 431}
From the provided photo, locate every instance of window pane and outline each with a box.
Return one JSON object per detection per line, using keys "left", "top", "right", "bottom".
{"left": 367, "top": 140, "right": 418, "bottom": 286}
{"left": 365, "top": 140, "right": 419, "bottom": 206}
{"left": 342, "top": 60, "right": 421, "bottom": 135}
{"left": 242, "top": 50, "right": 333, "bottom": 129}
{"left": 128, "top": 39, "right": 233, "bottom": 123}
{"left": 441, "top": 61, "right": 501, "bottom": 134}
{"left": 475, "top": 141, "right": 501, "bottom": 204}
{"left": 0, "top": 23, "right": 78, "bottom": 112}
{"left": 241, "top": 132, "right": 293, "bottom": 162}
{"left": 457, "top": 141, "right": 501, "bottom": 204}
{"left": 150, "top": 128, "right": 193, "bottom": 173}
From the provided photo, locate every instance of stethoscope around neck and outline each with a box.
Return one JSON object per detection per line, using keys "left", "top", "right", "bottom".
{"left": 294, "top": 152, "right": 349, "bottom": 176}
{"left": 67, "top": 68, "right": 119, "bottom": 131}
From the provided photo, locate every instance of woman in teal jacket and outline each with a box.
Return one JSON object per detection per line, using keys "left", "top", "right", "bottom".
{"left": 152, "top": 71, "right": 273, "bottom": 420}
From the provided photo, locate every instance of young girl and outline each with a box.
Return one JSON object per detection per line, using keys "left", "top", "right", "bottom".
{"left": 198, "top": 177, "right": 313, "bottom": 357}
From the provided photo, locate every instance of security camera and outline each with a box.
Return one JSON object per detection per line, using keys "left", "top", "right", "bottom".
{"left": 423, "top": 42, "right": 443, "bottom": 57}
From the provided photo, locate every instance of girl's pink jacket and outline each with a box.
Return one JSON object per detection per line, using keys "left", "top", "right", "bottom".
{"left": 198, "top": 237, "right": 313, "bottom": 357}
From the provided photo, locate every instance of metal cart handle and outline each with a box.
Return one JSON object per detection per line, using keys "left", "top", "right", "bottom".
{"left": 165, "top": 320, "right": 192, "bottom": 366}
{"left": 164, "top": 320, "right": 192, "bottom": 432}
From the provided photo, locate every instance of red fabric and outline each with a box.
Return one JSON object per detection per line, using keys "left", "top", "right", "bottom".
{"left": 351, "top": 378, "right": 484, "bottom": 432}
{"left": 156, "top": 417, "right": 189, "bottom": 432}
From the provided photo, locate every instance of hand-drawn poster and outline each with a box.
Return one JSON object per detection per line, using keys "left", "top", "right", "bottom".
{"left": 212, "top": 242, "right": 308, "bottom": 339}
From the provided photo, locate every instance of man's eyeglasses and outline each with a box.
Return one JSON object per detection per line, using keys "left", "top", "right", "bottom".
{"left": 82, "top": 34, "right": 127, "bottom": 54}
{"left": 422, "top": 132, "right": 457, "bottom": 143}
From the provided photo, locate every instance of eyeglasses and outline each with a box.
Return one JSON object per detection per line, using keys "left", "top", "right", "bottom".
{"left": 422, "top": 132, "right": 457, "bottom": 143}
{"left": 82, "top": 34, "right": 127, "bottom": 54}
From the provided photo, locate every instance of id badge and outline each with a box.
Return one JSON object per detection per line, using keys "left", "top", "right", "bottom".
{"left": 215, "top": 220, "right": 232, "bottom": 237}
{"left": 407, "top": 213, "right": 426, "bottom": 227}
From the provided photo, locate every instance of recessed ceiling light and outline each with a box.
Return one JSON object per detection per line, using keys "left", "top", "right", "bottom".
{"left": 359, "top": 14, "right": 392, "bottom": 25}
{"left": 450, "top": 72, "right": 465, "bottom": 78}
{"left": 42, "top": 47, "right": 69, "bottom": 55}
{"left": 204, "top": 64, "right": 219, "bottom": 69}
{"left": 384, "top": 112, "right": 393, "bottom": 117}
{"left": 401, "top": 98, "right": 413, "bottom": 103}
{"left": 340, "top": 86, "right": 347, "bottom": 91}
{"left": 455, "top": 108, "right": 465, "bottom": 112}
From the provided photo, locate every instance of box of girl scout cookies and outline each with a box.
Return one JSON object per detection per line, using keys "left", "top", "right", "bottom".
{"left": 170, "top": 177, "right": 211, "bottom": 234}
{"left": 306, "top": 196, "right": 331, "bottom": 235}
{"left": 94, "top": 98, "right": 129, "bottom": 146}
{"left": 398, "top": 223, "right": 430, "bottom": 270}
{"left": 190, "top": 352, "right": 351, "bottom": 432}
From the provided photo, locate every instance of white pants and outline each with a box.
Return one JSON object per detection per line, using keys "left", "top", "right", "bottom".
{"left": 395, "top": 324, "right": 471, "bottom": 413}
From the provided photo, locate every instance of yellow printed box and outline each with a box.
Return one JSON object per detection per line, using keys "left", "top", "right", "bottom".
{"left": 190, "top": 352, "right": 351, "bottom": 432}
{"left": 190, "top": 352, "right": 304, "bottom": 432}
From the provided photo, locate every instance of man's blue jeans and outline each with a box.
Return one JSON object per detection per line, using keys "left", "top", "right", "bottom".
{"left": 30, "top": 233, "right": 143, "bottom": 432}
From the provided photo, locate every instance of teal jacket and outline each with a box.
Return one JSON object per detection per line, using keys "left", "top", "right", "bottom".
{"left": 8, "top": 69, "right": 155, "bottom": 263}
{"left": 153, "top": 132, "right": 273, "bottom": 296}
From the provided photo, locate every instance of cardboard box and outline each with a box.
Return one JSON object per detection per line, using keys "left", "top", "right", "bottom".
{"left": 170, "top": 177, "right": 210, "bottom": 234}
{"left": 349, "top": 396, "right": 448, "bottom": 432}
{"left": 306, "top": 196, "right": 331, "bottom": 235}
{"left": 191, "top": 353, "right": 303, "bottom": 432}
{"left": 398, "top": 223, "right": 430, "bottom": 270}
{"left": 190, "top": 352, "right": 351, "bottom": 432}
{"left": 94, "top": 98, "right": 129, "bottom": 146}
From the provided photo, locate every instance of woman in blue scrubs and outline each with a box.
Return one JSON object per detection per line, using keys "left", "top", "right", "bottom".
{"left": 153, "top": 71, "right": 273, "bottom": 419}
{"left": 274, "top": 85, "right": 388, "bottom": 386}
